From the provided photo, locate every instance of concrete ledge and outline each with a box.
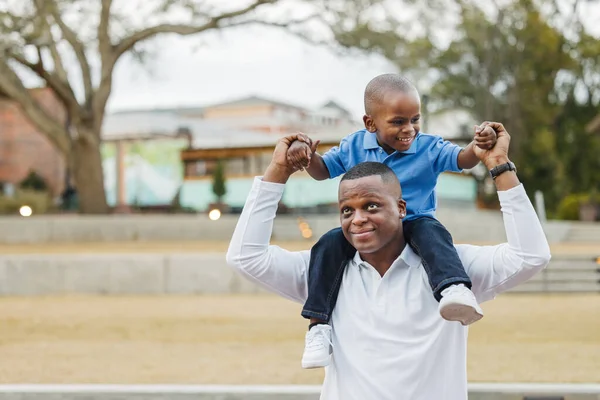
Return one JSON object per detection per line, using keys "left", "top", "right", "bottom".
{"left": 0, "top": 384, "right": 599, "bottom": 400}
{"left": 0, "top": 213, "right": 598, "bottom": 244}
{"left": 0, "top": 253, "right": 597, "bottom": 296}
{"left": 0, "top": 253, "right": 269, "bottom": 296}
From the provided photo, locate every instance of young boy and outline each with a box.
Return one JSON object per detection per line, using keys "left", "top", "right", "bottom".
{"left": 286, "top": 74, "right": 498, "bottom": 369}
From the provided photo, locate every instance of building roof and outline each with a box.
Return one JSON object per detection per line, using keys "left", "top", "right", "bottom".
{"left": 203, "top": 95, "right": 308, "bottom": 111}
{"left": 320, "top": 100, "right": 352, "bottom": 115}
{"left": 102, "top": 110, "right": 345, "bottom": 148}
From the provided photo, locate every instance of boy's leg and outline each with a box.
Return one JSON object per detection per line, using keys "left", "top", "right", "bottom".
{"left": 301, "top": 227, "right": 355, "bottom": 369}
{"left": 301, "top": 227, "right": 356, "bottom": 321}
{"left": 403, "top": 217, "right": 483, "bottom": 325}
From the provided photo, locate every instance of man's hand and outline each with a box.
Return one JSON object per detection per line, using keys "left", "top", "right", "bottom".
{"left": 264, "top": 133, "right": 319, "bottom": 184}
{"left": 287, "top": 133, "right": 319, "bottom": 171}
{"left": 474, "top": 124, "right": 497, "bottom": 150}
{"left": 473, "top": 122, "right": 510, "bottom": 168}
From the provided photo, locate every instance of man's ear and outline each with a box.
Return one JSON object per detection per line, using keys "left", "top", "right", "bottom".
{"left": 363, "top": 115, "right": 376, "bottom": 132}
{"left": 397, "top": 198, "right": 407, "bottom": 219}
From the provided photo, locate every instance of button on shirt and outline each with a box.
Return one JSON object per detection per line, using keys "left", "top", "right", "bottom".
{"left": 226, "top": 178, "right": 551, "bottom": 400}
{"left": 321, "top": 129, "right": 463, "bottom": 220}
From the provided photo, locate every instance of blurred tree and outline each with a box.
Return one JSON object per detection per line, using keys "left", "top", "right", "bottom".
{"left": 332, "top": 0, "right": 600, "bottom": 214}
{"left": 0, "top": 0, "right": 347, "bottom": 213}
{"left": 212, "top": 160, "right": 226, "bottom": 204}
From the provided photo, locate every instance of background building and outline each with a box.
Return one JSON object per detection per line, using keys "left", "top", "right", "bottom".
{"left": 102, "top": 96, "right": 479, "bottom": 212}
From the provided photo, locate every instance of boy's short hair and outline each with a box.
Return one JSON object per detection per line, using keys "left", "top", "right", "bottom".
{"left": 364, "top": 74, "right": 418, "bottom": 115}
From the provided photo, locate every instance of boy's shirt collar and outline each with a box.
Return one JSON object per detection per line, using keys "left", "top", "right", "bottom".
{"left": 362, "top": 130, "right": 418, "bottom": 155}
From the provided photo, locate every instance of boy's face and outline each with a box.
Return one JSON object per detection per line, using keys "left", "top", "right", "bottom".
{"left": 363, "top": 89, "right": 421, "bottom": 153}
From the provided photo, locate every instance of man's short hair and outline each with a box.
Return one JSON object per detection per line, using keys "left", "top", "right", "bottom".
{"left": 364, "top": 74, "right": 418, "bottom": 115}
{"left": 341, "top": 162, "right": 401, "bottom": 195}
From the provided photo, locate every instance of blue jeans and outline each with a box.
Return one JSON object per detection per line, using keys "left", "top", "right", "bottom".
{"left": 301, "top": 216, "right": 472, "bottom": 321}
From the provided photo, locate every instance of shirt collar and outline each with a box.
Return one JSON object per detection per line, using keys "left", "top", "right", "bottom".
{"left": 362, "top": 131, "right": 418, "bottom": 155}
{"left": 351, "top": 243, "right": 421, "bottom": 270}
{"left": 363, "top": 131, "right": 380, "bottom": 150}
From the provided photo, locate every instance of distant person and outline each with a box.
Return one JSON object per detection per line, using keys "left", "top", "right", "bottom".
{"left": 286, "top": 74, "right": 497, "bottom": 368}
{"left": 60, "top": 186, "right": 78, "bottom": 211}
{"left": 226, "top": 127, "right": 550, "bottom": 399}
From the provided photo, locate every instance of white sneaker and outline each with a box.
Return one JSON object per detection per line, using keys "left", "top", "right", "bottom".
{"left": 301, "top": 324, "right": 332, "bottom": 369}
{"left": 439, "top": 284, "right": 483, "bottom": 326}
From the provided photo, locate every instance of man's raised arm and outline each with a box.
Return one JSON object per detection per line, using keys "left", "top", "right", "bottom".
{"left": 226, "top": 135, "right": 310, "bottom": 303}
{"left": 457, "top": 122, "right": 552, "bottom": 302}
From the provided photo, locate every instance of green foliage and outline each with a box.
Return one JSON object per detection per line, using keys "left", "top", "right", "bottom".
{"left": 19, "top": 171, "right": 48, "bottom": 192}
{"left": 0, "top": 189, "right": 52, "bottom": 215}
{"left": 556, "top": 193, "right": 600, "bottom": 221}
{"left": 212, "top": 161, "right": 227, "bottom": 202}
{"left": 335, "top": 0, "right": 600, "bottom": 219}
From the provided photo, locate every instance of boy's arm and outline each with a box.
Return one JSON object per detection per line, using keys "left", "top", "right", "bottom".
{"left": 305, "top": 152, "right": 330, "bottom": 181}
{"left": 287, "top": 136, "right": 330, "bottom": 181}
{"left": 457, "top": 141, "right": 480, "bottom": 169}
{"left": 288, "top": 133, "right": 348, "bottom": 181}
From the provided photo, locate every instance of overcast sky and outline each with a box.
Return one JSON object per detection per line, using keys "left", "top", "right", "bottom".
{"left": 107, "top": 26, "right": 394, "bottom": 117}
{"left": 106, "top": 2, "right": 600, "bottom": 118}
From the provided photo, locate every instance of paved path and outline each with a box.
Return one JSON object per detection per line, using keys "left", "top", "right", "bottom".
{"left": 0, "top": 240, "right": 597, "bottom": 255}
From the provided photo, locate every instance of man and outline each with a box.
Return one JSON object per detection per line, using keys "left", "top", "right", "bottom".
{"left": 226, "top": 122, "right": 551, "bottom": 400}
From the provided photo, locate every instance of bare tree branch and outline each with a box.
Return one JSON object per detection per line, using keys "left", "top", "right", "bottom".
{"left": 43, "top": 0, "right": 93, "bottom": 105}
{"left": 0, "top": 59, "right": 70, "bottom": 155}
{"left": 113, "top": 0, "right": 278, "bottom": 59}
{"left": 45, "top": 32, "right": 70, "bottom": 83}
{"left": 32, "top": 4, "right": 70, "bottom": 84}
{"left": 98, "top": 0, "right": 113, "bottom": 62}
{"left": 10, "top": 51, "right": 78, "bottom": 108}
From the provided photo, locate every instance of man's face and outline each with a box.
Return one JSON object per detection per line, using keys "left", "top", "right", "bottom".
{"left": 363, "top": 89, "right": 421, "bottom": 153}
{"left": 338, "top": 175, "right": 406, "bottom": 255}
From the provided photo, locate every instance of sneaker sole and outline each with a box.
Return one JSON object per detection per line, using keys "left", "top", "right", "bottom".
{"left": 301, "top": 356, "right": 330, "bottom": 369}
{"left": 440, "top": 304, "right": 483, "bottom": 326}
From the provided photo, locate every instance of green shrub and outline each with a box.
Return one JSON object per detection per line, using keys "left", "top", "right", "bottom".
{"left": 19, "top": 171, "right": 48, "bottom": 191}
{"left": 0, "top": 189, "right": 53, "bottom": 215}
{"left": 556, "top": 192, "right": 600, "bottom": 220}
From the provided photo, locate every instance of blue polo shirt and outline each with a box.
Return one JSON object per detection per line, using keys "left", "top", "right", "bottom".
{"left": 322, "top": 129, "right": 463, "bottom": 220}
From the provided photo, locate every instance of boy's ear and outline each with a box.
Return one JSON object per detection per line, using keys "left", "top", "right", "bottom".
{"left": 363, "top": 115, "right": 376, "bottom": 132}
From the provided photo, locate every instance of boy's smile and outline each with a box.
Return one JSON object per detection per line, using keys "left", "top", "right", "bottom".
{"left": 363, "top": 89, "right": 422, "bottom": 154}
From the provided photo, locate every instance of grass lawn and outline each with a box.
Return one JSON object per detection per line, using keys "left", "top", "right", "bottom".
{"left": 0, "top": 294, "right": 598, "bottom": 384}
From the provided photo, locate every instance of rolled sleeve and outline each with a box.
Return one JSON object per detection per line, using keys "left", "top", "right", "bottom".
{"left": 322, "top": 145, "right": 347, "bottom": 179}
{"left": 431, "top": 137, "right": 463, "bottom": 174}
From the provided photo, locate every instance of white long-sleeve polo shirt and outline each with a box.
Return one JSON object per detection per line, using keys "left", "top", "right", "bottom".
{"left": 226, "top": 177, "right": 551, "bottom": 400}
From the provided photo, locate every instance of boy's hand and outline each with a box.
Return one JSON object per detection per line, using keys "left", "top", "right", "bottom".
{"left": 287, "top": 133, "right": 320, "bottom": 171}
{"left": 474, "top": 123, "right": 497, "bottom": 150}
{"left": 473, "top": 122, "right": 510, "bottom": 166}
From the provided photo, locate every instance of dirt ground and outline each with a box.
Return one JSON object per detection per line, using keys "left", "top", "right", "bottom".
{"left": 0, "top": 240, "right": 597, "bottom": 255}
{"left": 0, "top": 294, "right": 599, "bottom": 384}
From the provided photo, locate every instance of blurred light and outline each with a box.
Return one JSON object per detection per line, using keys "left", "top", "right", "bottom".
{"left": 299, "top": 222, "right": 309, "bottom": 230}
{"left": 19, "top": 205, "right": 32, "bottom": 217}
{"left": 301, "top": 228, "right": 313, "bottom": 239}
{"left": 208, "top": 209, "right": 221, "bottom": 221}
{"left": 596, "top": 257, "right": 600, "bottom": 265}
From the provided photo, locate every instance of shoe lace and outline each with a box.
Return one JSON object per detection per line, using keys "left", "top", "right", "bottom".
{"left": 306, "top": 328, "right": 332, "bottom": 350}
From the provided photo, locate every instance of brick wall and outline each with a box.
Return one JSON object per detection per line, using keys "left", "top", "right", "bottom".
{"left": 0, "top": 87, "right": 66, "bottom": 196}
